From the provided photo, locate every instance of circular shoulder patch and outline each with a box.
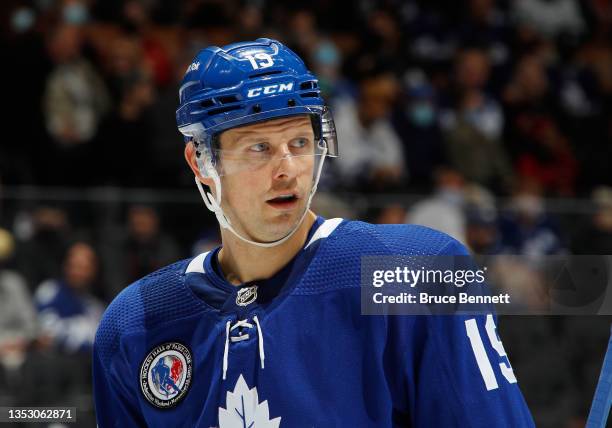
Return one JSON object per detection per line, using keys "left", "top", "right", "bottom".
{"left": 140, "top": 342, "right": 193, "bottom": 409}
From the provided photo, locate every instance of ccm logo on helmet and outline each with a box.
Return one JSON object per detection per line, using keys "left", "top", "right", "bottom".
{"left": 247, "top": 82, "right": 294, "bottom": 98}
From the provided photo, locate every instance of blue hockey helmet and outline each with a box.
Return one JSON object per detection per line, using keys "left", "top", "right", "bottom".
{"left": 176, "top": 38, "right": 338, "bottom": 163}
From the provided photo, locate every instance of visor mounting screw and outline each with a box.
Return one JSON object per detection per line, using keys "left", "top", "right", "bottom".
{"left": 287, "top": 98, "right": 296, "bottom": 107}
{"left": 253, "top": 104, "right": 261, "bottom": 113}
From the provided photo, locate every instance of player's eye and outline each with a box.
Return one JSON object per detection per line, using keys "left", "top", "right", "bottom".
{"left": 248, "top": 142, "right": 268, "bottom": 153}
{"left": 290, "top": 138, "right": 311, "bottom": 149}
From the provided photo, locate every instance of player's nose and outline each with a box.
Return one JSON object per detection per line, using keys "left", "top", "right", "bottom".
{"left": 271, "top": 146, "right": 297, "bottom": 180}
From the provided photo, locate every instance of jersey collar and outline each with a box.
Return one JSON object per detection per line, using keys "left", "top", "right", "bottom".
{"left": 185, "top": 216, "right": 336, "bottom": 314}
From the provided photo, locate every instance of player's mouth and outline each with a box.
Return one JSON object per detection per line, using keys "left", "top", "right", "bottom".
{"left": 266, "top": 193, "right": 299, "bottom": 210}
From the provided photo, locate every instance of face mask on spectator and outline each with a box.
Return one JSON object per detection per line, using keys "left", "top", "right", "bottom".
{"left": 11, "top": 7, "right": 35, "bottom": 33}
{"left": 410, "top": 102, "right": 435, "bottom": 127}
{"left": 63, "top": 3, "right": 89, "bottom": 24}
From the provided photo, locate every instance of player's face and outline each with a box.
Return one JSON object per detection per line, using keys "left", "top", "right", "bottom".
{"left": 210, "top": 115, "right": 317, "bottom": 242}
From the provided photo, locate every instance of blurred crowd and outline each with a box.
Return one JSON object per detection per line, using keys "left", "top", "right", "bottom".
{"left": 1, "top": 0, "right": 611, "bottom": 195}
{"left": 1, "top": 0, "right": 612, "bottom": 426}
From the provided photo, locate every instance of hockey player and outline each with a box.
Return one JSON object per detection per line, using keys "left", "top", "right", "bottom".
{"left": 93, "top": 39, "right": 535, "bottom": 427}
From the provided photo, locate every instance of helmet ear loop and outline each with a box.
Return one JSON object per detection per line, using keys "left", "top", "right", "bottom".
{"left": 194, "top": 149, "right": 232, "bottom": 229}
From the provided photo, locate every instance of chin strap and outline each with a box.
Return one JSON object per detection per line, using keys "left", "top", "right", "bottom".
{"left": 195, "top": 146, "right": 328, "bottom": 248}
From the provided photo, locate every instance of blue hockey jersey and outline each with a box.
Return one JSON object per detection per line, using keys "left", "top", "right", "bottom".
{"left": 93, "top": 218, "right": 535, "bottom": 427}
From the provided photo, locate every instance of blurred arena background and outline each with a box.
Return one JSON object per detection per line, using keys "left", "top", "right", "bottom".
{"left": 1, "top": 0, "right": 612, "bottom": 426}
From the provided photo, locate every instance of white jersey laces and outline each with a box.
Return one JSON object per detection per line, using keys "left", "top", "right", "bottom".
{"left": 222, "top": 315, "right": 265, "bottom": 380}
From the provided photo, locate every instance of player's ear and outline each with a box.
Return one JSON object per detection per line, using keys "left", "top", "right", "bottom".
{"left": 184, "top": 141, "right": 213, "bottom": 187}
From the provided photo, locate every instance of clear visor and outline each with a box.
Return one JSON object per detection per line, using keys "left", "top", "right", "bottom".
{"left": 211, "top": 137, "right": 328, "bottom": 177}
{"left": 182, "top": 106, "right": 337, "bottom": 177}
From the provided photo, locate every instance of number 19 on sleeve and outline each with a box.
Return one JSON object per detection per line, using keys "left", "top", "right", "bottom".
{"left": 465, "top": 314, "right": 517, "bottom": 391}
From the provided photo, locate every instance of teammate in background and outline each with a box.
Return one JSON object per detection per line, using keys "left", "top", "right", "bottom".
{"left": 93, "top": 39, "right": 534, "bottom": 427}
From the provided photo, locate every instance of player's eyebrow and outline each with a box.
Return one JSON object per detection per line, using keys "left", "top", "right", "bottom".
{"left": 234, "top": 135, "right": 268, "bottom": 144}
{"left": 226, "top": 124, "right": 313, "bottom": 148}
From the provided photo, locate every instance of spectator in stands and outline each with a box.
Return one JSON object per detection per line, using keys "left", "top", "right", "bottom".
{"left": 392, "top": 73, "right": 446, "bottom": 191}
{"left": 21, "top": 241, "right": 101, "bottom": 420}
{"left": 15, "top": 205, "right": 72, "bottom": 291}
{"left": 119, "top": 0, "right": 173, "bottom": 88}
{"left": 311, "top": 38, "right": 346, "bottom": 100}
{"left": 362, "top": 8, "right": 405, "bottom": 70}
{"left": 499, "top": 181, "right": 566, "bottom": 255}
{"left": 97, "top": 34, "right": 157, "bottom": 185}
{"left": 398, "top": 1, "right": 457, "bottom": 73}
{"left": 441, "top": 48, "right": 513, "bottom": 192}
{"left": 502, "top": 54, "right": 578, "bottom": 196}
{"left": 101, "top": 204, "right": 181, "bottom": 298}
{"left": 465, "top": 208, "right": 500, "bottom": 255}
{"left": 44, "top": 24, "right": 109, "bottom": 146}
{"left": 406, "top": 168, "right": 467, "bottom": 245}
{"left": 0, "top": 228, "right": 37, "bottom": 398}
{"left": 42, "top": 23, "right": 111, "bottom": 184}
{"left": 331, "top": 71, "right": 405, "bottom": 191}
{"left": 464, "top": 185, "right": 501, "bottom": 254}
{"left": 284, "top": 10, "right": 349, "bottom": 101}
{"left": 513, "top": 0, "right": 586, "bottom": 40}
{"left": 455, "top": 0, "right": 512, "bottom": 68}
{"left": 125, "top": 204, "right": 181, "bottom": 279}
{"left": 34, "top": 241, "right": 103, "bottom": 354}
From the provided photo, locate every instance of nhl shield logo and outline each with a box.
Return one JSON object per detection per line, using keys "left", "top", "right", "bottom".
{"left": 236, "top": 285, "right": 258, "bottom": 306}
{"left": 140, "top": 342, "right": 192, "bottom": 409}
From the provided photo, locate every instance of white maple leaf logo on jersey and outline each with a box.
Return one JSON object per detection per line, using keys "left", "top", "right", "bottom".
{"left": 218, "top": 375, "right": 281, "bottom": 428}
